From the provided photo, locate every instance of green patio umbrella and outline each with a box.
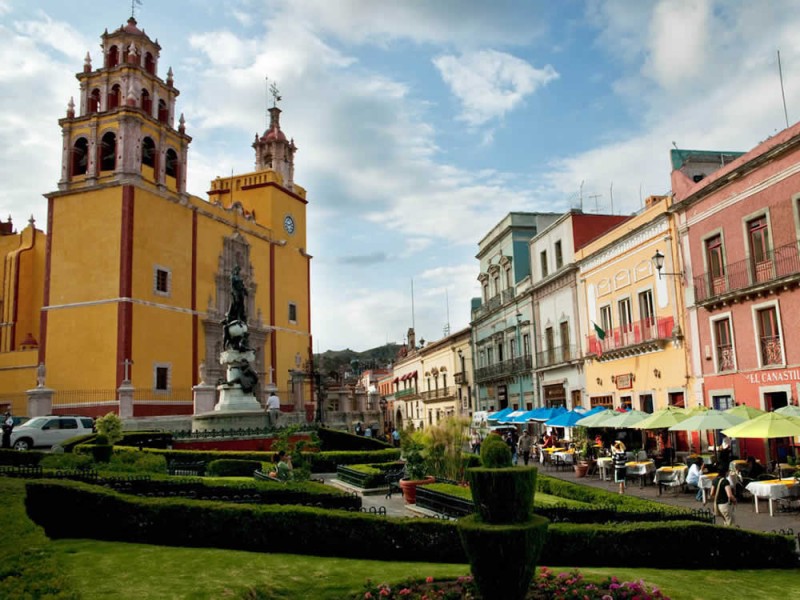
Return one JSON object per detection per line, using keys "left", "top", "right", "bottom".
{"left": 775, "top": 405, "right": 800, "bottom": 418}
{"left": 725, "top": 405, "right": 766, "bottom": 420}
{"left": 603, "top": 409, "right": 650, "bottom": 428}
{"left": 574, "top": 408, "right": 615, "bottom": 427}
{"left": 669, "top": 410, "right": 745, "bottom": 463}
{"left": 633, "top": 407, "right": 690, "bottom": 430}
{"left": 721, "top": 412, "right": 800, "bottom": 438}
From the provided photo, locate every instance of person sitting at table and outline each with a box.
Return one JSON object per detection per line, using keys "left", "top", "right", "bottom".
{"left": 612, "top": 441, "right": 628, "bottom": 495}
{"left": 543, "top": 432, "right": 557, "bottom": 448}
{"left": 685, "top": 457, "right": 704, "bottom": 501}
{"left": 745, "top": 455, "right": 765, "bottom": 478}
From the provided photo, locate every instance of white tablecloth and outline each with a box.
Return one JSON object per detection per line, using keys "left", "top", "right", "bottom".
{"left": 625, "top": 461, "right": 655, "bottom": 476}
{"left": 745, "top": 479, "right": 800, "bottom": 517}
{"left": 597, "top": 457, "right": 613, "bottom": 480}
{"left": 552, "top": 451, "right": 575, "bottom": 465}
{"left": 654, "top": 466, "right": 687, "bottom": 486}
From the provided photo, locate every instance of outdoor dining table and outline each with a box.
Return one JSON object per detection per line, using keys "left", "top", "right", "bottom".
{"left": 597, "top": 457, "right": 613, "bottom": 481}
{"left": 653, "top": 465, "right": 687, "bottom": 495}
{"left": 698, "top": 472, "right": 719, "bottom": 504}
{"left": 625, "top": 460, "right": 656, "bottom": 487}
{"left": 552, "top": 450, "right": 575, "bottom": 467}
{"left": 745, "top": 478, "right": 800, "bottom": 517}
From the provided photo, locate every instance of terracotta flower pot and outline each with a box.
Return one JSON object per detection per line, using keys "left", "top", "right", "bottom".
{"left": 399, "top": 476, "right": 435, "bottom": 504}
{"left": 574, "top": 462, "right": 589, "bottom": 478}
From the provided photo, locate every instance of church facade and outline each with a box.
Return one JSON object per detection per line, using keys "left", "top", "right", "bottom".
{"left": 0, "top": 17, "right": 312, "bottom": 417}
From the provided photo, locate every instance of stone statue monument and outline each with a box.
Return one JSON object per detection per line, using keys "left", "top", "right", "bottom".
{"left": 214, "top": 265, "right": 261, "bottom": 411}
{"left": 36, "top": 362, "right": 46, "bottom": 388}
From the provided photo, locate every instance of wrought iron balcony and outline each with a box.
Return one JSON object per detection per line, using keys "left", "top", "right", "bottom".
{"left": 395, "top": 387, "right": 417, "bottom": 399}
{"left": 535, "top": 344, "right": 578, "bottom": 369}
{"left": 474, "top": 355, "right": 532, "bottom": 383}
{"left": 586, "top": 316, "right": 674, "bottom": 359}
{"left": 717, "top": 344, "right": 735, "bottom": 372}
{"left": 693, "top": 241, "right": 800, "bottom": 305}
{"left": 760, "top": 335, "right": 783, "bottom": 366}
{"left": 420, "top": 387, "right": 453, "bottom": 401}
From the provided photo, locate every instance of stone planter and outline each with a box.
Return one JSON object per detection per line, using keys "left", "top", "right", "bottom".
{"left": 574, "top": 461, "right": 589, "bottom": 478}
{"left": 399, "top": 476, "right": 435, "bottom": 504}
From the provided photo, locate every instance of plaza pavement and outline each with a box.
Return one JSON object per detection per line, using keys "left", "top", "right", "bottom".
{"left": 321, "top": 469, "right": 800, "bottom": 534}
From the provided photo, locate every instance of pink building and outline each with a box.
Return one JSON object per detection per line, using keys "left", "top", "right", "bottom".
{"left": 672, "top": 124, "right": 800, "bottom": 464}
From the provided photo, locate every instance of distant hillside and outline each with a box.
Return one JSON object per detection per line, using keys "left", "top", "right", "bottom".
{"left": 314, "top": 343, "right": 400, "bottom": 377}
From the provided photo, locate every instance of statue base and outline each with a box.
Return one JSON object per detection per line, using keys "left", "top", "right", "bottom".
{"left": 192, "top": 410, "right": 272, "bottom": 433}
{"left": 214, "top": 384, "right": 262, "bottom": 412}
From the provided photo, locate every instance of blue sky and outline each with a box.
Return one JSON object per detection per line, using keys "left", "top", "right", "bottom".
{"left": 2, "top": 1, "right": 799, "bottom": 352}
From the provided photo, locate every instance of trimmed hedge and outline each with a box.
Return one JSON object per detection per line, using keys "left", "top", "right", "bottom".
{"left": 0, "top": 448, "right": 46, "bottom": 466}
{"left": 58, "top": 434, "right": 98, "bottom": 453}
{"left": 77, "top": 446, "right": 401, "bottom": 473}
{"left": 25, "top": 480, "right": 463, "bottom": 563}
{"left": 24, "top": 480, "right": 799, "bottom": 569}
{"left": 117, "top": 431, "right": 173, "bottom": 449}
{"left": 317, "top": 427, "right": 391, "bottom": 451}
{"left": 206, "top": 459, "right": 263, "bottom": 477}
{"left": 467, "top": 466, "right": 537, "bottom": 524}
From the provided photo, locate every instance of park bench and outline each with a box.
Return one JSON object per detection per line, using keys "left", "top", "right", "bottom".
{"left": 384, "top": 466, "right": 405, "bottom": 499}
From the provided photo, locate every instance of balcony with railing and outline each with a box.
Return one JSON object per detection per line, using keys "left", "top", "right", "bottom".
{"left": 454, "top": 372, "right": 466, "bottom": 385}
{"left": 586, "top": 316, "right": 674, "bottom": 359}
{"left": 420, "top": 387, "right": 453, "bottom": 401}
{"left": 717, "top": 344, "right": 735, "bottom": 372}
{"left": 474, "top": 355, "right": 532, "bottom": 383}
{"left": 536, "top": 344, "right": 578, "bottom": 369}
{"left": 395, "top": 387, "right": 417, "bottom": 399}
{"left": 760, "top": 335, "right": 783, "bottom": 366}
{"left": 693, "top": 241, "right": 800, "bottom": 305}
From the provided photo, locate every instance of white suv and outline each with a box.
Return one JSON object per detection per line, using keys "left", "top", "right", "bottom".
{"left": 10, "top": 415, "right": 94, "bottom": 451}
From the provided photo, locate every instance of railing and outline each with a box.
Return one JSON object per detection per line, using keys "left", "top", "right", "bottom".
{"left": 474, "top": 355, "right": 532, "bottom": 383}
{"left": 717, "top": 344, "right": 735, "bottom": 371}
{"left": 454, "top": 372, "right": 466, "bottom": 385}
{"left": 586, "top": 316, "right": 674, "bottom": 355}
{"left": 693, "top": 241, "right": 800, "bottom": 303}
{"left": 52, "top": 389, "right": 118, "bottom": 407}
{"left": 760, "top": 335, "right": 784, "bottom": 366}
{"left": 536, "top": 344, "right": 577, "bottom": 368}
{"left": 420, "top": 387, "right": 453, "bottom": 401}
{"left": 132, "top": 388, "right": 194, "bottom": 402}
{"left": 395, "top": 387, "right": 417, "bottom": 399}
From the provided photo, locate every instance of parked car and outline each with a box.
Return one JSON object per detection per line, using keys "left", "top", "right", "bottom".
{"left": 10, "top": 415, "right": 94, "bottom": 451}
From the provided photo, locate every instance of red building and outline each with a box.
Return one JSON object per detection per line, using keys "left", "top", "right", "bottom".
{"left": 672, "top": 125, "right": 800, "bottom": 464}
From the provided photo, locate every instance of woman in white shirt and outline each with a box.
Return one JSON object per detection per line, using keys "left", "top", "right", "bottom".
{"left": 685, "top": 458, "right": 704, "bottom": 501}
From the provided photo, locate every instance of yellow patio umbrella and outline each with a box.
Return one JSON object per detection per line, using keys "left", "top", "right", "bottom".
{"left": 633, "top": 406, "right": 690, "bottom": 430}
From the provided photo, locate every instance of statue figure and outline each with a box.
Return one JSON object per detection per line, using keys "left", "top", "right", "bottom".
{"left": 198, "top": 361, "right": 207, "bottom": 385}
{"left": 226, "top": 362, "right": 259, "bottom": 394}
{"left": 226, "top": 265, "right": 247, "bottom": 324}
{"left": 36, "top": 362, "right": 46, "bottom": 388}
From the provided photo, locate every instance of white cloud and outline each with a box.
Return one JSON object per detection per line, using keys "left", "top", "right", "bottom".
{"left": 434, "top": 50, "right": 558, "bottom": 126}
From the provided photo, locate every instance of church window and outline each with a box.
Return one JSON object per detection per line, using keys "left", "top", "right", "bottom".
{"left": 89, "top": 88, "right": 101, "bottom": 113}
{"left": 108, "top": 84, "right": 121, "bottom": 109}
{"left": 154, "top": 364, "right": 170, "bottom": 391}
{"left": 99, "top": 132, "right": 116, "bottom": 171}
{"left": 165, "top": 148, "right": 178, "bottom": 178}
{"left": 288, "top": 302, "right": 297, "bottom": 323}
{"left": 144, "top": 52, "right": 155, "bottom": 74}
{"left": 71, "top": 138, "right": 89, "bottom": 176}
{"left": 141, "top": 89, "right": 151, "bottom": 114}
{"left": 141, "top": 137, "right": 156, "bottom": 169}
{"left": 107, "top": 45, "right": 119, "bottom": 68}
{"left": 153, "top": 266, "right": 171, "bottom": 296}
{"left": 158, "top": 99, "right": 168, "bottom": 123}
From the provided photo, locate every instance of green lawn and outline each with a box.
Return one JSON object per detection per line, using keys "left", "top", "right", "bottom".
{"left": 2, "top": 477, "right": 798, "bottom": 599}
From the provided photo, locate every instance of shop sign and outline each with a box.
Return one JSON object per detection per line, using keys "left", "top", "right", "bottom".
{"left": 743, "top": 368, "right": 800, "bottom": 385}
{"left": 543, "top": 384, "right": 565, "bottom": 402}
{"left": 615, "top": 373, "right": 633, "bottom": 390}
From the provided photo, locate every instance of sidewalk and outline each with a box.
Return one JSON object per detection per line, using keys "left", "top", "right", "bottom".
{"left": 321, "top": 470, "right": 800, "bottom": 534}
{"left": 541, "top": 465, "right": 800, "bottom": 534}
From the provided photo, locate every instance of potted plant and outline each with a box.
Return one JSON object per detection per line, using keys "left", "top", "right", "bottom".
{"left": 398, "top": 430, "right": 434, "bottom": 504}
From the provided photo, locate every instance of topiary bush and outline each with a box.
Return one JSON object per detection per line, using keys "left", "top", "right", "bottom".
{"left": 480, "top": 433, "right": 512, "bottom": 467}
{"left": 94, "top": 413, "right": 123, "bottom": 445}
{"left": 206, "top": 459, "right": 262, "bottom": 477}
{"left": 467, "top": 466, "right": 537, "bottom": 524}
{"left": 103, "top": 449, "right": 168, "bottom": 474}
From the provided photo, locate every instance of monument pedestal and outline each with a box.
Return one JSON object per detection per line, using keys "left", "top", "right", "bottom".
{"left": 193, "top": 384, "right": 216, "bottom": 414}
{"left": 215, "top": 384, "right": 262, "bottom": 412}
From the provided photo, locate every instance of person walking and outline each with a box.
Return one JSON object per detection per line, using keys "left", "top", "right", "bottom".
{"left": 1, "top": 411, "right": 13, "bottom": 449}
{"left": 712, "top": 461, "right": 737, "bottom": 526}
{"left": 266, "top": 391, "right": 280, "bottom": 426}
{"left": 518, "top": 431, "right": 532, "bottom": 466}
{"left": 612, "top": 441, "right": 628, "bottom": 494}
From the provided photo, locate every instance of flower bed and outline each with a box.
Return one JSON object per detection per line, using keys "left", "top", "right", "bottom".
{"left": 359, "top": 568, "right": 670, "bottom": 599}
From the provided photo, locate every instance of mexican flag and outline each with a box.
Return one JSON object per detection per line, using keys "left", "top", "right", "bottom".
{"left": 593, "top": 322, "right": 606, "bottom": 340}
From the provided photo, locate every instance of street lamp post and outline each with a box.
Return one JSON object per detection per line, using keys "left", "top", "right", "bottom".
{"left": 516, "top": 312, "right": 523, "bottom": 410}
{"left": 379, "top": 397, "right": 388, "bottom": 434}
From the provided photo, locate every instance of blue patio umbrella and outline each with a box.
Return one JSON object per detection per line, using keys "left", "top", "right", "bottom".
{"left": 497, "top": 410, "right": 530, "bottom": 424}
{"left": 487, "top": 407, "right": 514, "bottom": 421}
{"left": 528, "top": 406, "right": 567, "bottom": 422}
{"left": 581, "top": 406, "right": 607, "bottom": 418}
{"left": 545, "top": 409, "right": 589, "bottom": 428}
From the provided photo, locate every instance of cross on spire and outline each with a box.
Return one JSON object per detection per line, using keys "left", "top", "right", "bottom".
{"left": 130, "top": 0, "right": 142, "bottom": 19}
{"left": 266, "top": 76, "right": 282, "bottom": 108}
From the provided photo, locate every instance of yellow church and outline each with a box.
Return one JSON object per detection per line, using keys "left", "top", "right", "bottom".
{"left": 0, "top": 17, "right": 311, "bottom": 418}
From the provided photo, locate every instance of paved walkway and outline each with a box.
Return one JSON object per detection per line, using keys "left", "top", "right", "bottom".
{"left": 321, "top": 470, "right": 800, "bottom": 534}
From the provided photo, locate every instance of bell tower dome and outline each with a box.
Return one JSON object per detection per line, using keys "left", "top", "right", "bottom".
{"left": 57, "top": 17, "right": 191, "bottom": 197}
{"left": 252, "top": 98, "right": 297, "bottom": 190}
